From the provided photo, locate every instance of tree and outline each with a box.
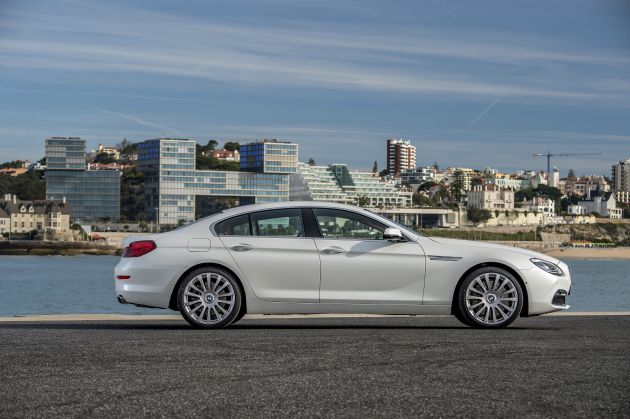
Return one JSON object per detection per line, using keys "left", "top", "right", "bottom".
{"left": 450, "top": 170, "right": 465, "bottom": 202}
{"left": 412, "top": 193, "right": 431, "bottom": 207}
{"left": 224, "top": 141, "right": 240, "bottom": 151}
{"left": 357, "top": 196, "right": 370, "bottom": 207}
{"left": 117, "top": 138, "right": 137, "bottom": 160}
{"left": 0, "top": 172, "right": 45, "bottom": 200}
{"left": 372, "top": 161, "right": 378, "bottom": 174}
{"left": 467, "top": 208, "right": 492, "bottom": 224}
{"left": 120, "top": 167, "right": 145, "bottom": 222}
{"left": 307, "top": 158, "right": 316, "bottom": 166}
{"left": 93, "top": 152, "right": 116, "bottom": 164}
{"left": 206, "top": 140, "right": 218, "bottom": 152}
{"left": 0, "top": 160, "right": 27, "bottom": 169}
{"left": 417, "top": 181, "right": 439, "bottom": 192}
{"left": 433, "top": 161, "right": 439, "bottom": 170}
{"left": 379, "top": 169, "right": 389, "bottom": 177}
{"left": 567, "top": 168, "right": 576, "bottom": 178}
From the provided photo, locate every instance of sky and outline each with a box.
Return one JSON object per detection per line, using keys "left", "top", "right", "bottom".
{"left": 0, "top": 0, "right": 629, "bottom": 176}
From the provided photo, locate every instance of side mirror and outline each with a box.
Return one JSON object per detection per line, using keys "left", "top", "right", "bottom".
{"left": 383, "top": 227, "right": 403, "bottom": 242}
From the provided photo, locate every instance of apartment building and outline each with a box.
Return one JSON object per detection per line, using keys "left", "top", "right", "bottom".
{"left": 467, "top": 184, "right": 515, "bottom": 210}
{"left": 290, "top": 163, "right": 412, "bottom": 207}
{"left": 386, "top": 138, "right": 416, "bottom": 177}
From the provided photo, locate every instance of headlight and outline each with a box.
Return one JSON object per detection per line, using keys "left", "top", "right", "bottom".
{"left": 530, "top": 258, "right": 564, "bottom": 276}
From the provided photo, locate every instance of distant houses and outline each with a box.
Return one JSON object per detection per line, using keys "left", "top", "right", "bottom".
{"left": 0, "top": 194, "right": 71, "bottom": 238}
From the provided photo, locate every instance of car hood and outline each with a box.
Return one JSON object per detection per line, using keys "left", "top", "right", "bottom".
{"left": 425, "top": 237, "right": 562, "bottom": 265}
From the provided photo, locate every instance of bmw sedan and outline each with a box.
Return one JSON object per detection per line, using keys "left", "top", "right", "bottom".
{"left": 114, "top": 201, "right": 571, "bottom": 328}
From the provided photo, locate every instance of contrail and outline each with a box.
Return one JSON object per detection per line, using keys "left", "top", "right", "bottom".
{"left": 470, "top": 93, "right": 504, "bottom": 126}
{"left": 93, "top": 108, "right": 183, "bottom": 136}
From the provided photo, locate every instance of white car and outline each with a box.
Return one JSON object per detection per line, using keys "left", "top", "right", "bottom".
{"left": 115, "top": 202, "right": 571, "bottom": 328}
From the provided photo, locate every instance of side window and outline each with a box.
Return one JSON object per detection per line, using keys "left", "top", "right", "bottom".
{"left": 251, "top": 209, "right": 304, "bottom": 237}
{"left": 313, "top": 209, "right": 385, "bottom": 240}
{"left": 215, "top": 214, "right": 251, "bottom": 236}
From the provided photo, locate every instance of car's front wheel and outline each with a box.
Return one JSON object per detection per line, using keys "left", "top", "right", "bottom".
{"left": 177, "top": 267, "right": 242, "bottom": 328}
{"left": 455, "top": 267, "right": 523, "bottom": 328}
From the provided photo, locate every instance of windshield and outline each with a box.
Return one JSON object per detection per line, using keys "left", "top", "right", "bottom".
{"left": 365, "top": 209, "right": 423, "bottom": 238}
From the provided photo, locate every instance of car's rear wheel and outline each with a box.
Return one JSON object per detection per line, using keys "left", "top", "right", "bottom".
{"left": 177, "top": 267, "right": 242, "bottom": 328}
{"left": 456, "top": 267, "right": 523, "bottom": 328}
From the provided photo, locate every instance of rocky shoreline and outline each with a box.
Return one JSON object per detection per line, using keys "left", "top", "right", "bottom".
{"left": 0, "top": 241, "right": 120, "bottom": 256}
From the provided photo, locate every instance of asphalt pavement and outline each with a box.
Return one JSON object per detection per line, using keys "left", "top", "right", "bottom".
{"left": 0, "top": 315, "right": 628, "bottom": 418}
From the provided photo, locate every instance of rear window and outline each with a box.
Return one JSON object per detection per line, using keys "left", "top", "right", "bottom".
{"left": 214, "top": 214, "right": 252, "bottom": 236}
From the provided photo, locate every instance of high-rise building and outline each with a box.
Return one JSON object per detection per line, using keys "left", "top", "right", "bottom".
{"left": 386, "top": 138, "right": 416, "bottom": 177}
{"left": 612, "top": 158, "right": 630, "bottom": 192}
{"left": 45, "top": 137, "right": 120, "bottom": 221}
{"left": 137, "top": 138, "right": 296, "bottom": 226}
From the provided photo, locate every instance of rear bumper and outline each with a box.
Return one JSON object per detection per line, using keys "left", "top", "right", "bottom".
{"left": 114, "top": 257, "right": 186, "bottom": 309}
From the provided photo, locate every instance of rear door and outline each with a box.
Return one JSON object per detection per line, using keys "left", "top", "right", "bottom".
{"left": 217, "top": 208, "right": 320, "bottom": 303}
{"left": 312, "top": 208, "right": 425, "bottom": 304}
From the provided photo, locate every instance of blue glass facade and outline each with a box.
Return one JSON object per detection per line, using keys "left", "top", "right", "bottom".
{"left": 240, "top": 141, "right": 298, "bottom": 173}
{"left": 137, "top": 138, "right": 296, "bottom": 225}
{"left": 45, "top": 137, "right": 121, "bottom": 221}
{"left": 46, "top": 170, "right": 121, "bottom": 221}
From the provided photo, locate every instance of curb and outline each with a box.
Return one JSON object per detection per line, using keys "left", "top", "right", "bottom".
{"left": 0, "top": 312, "right": 629, "bottom": 322}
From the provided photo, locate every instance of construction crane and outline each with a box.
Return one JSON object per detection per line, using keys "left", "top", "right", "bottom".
{"left": 532, "top": 151, "right": 602, "bottom": 174}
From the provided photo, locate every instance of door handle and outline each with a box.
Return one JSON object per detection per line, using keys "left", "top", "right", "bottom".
{"left": 321, "top": 246, "right": 345, "bottom": 255}
{"left": 230, "top": 243, "right": 254, "bottom": 252}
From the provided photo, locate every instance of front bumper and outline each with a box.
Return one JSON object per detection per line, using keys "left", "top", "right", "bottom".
{"left": 523, "top": 261, "right": 572, "bottom": 316}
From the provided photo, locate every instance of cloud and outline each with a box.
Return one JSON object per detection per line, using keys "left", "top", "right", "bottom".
{"left": 470, "top": 93, "right": 504, "bottom": 126}
{"left": 92, "top": 108, "right": 183, "bottom": 136}
{"left": 0, "top": 1, "right": 628, "bottom": 105}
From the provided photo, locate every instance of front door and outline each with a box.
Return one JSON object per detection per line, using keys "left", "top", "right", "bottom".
{"left": 312, "top": 208, "right": 425, "bottom": 304}
{"left": 217, "top": 208, "right": 320, "bottom": 303}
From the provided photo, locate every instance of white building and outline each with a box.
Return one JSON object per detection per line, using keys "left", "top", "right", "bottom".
{"left": 291, "top": 162, "right": 412, "bottom": 207}
{"left": 568, "top": 204, "right": 587, "bottom": 215}
{"left": 549, "top": 167, "right": 560, "bottom": 188}
{"left": 577, "top": 190, "right": 622, "bottom": 219}
{"left": 485, "top": 177, "right": 531, "bottom": 191}
{"left": 95, "top": 144, "right": 121, "bottom": 160}
{"left": 530, "top": 171, "right": 547, "bottom": 189}
{"left": 527, "top": 197, "right": 555, "bottom": 215}
{"left": 616, "top": 190, "right": 630, "bottom": 204}
{"left": 399, "top": 167, "right": 435, "bottom": 185}
{"left": 467, "top": 184, "right": 514, "bottom": 210}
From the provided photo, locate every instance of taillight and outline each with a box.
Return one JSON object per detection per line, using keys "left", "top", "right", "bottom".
{"left": 122, "top": 240, "right": 157, "bottom": 258}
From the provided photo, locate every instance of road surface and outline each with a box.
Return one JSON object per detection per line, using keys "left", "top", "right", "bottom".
{"left": 0, "top": 315, "right": 628, "bottom": 417}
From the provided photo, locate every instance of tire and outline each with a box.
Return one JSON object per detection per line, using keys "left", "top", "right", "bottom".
{"left": 455, "top": 267, "right": 523, "bottom": 329}
{"left": 232, "top": 308, "right": 247, "bottom": 324}
{"left": 453, "top": 306, "right": 472, "bottom": 327}
{"left": 177, "top": 267, "right": 242, "bottom": 328}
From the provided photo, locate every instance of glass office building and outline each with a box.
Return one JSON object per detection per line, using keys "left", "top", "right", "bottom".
{"left": 239, "top": 140, "right": 298, "bottom": 174}
{"left": 45, "top": 137, "right": 121, "bottom": 221}
{"left": 45, "top": 137, "right": 86, "bottom": 170}
{"left": 46, "top": 170, "right": 121, "bottom": 221}
{"left": 137, "top": 138, "right": 295, "bottom": 226}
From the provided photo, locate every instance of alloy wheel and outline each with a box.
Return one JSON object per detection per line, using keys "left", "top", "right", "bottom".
{"left": 464, "top": 272, "right": 519, "bottom": 326}
{"left": 182, "top": 272, "right": 236, "bottom": 325}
